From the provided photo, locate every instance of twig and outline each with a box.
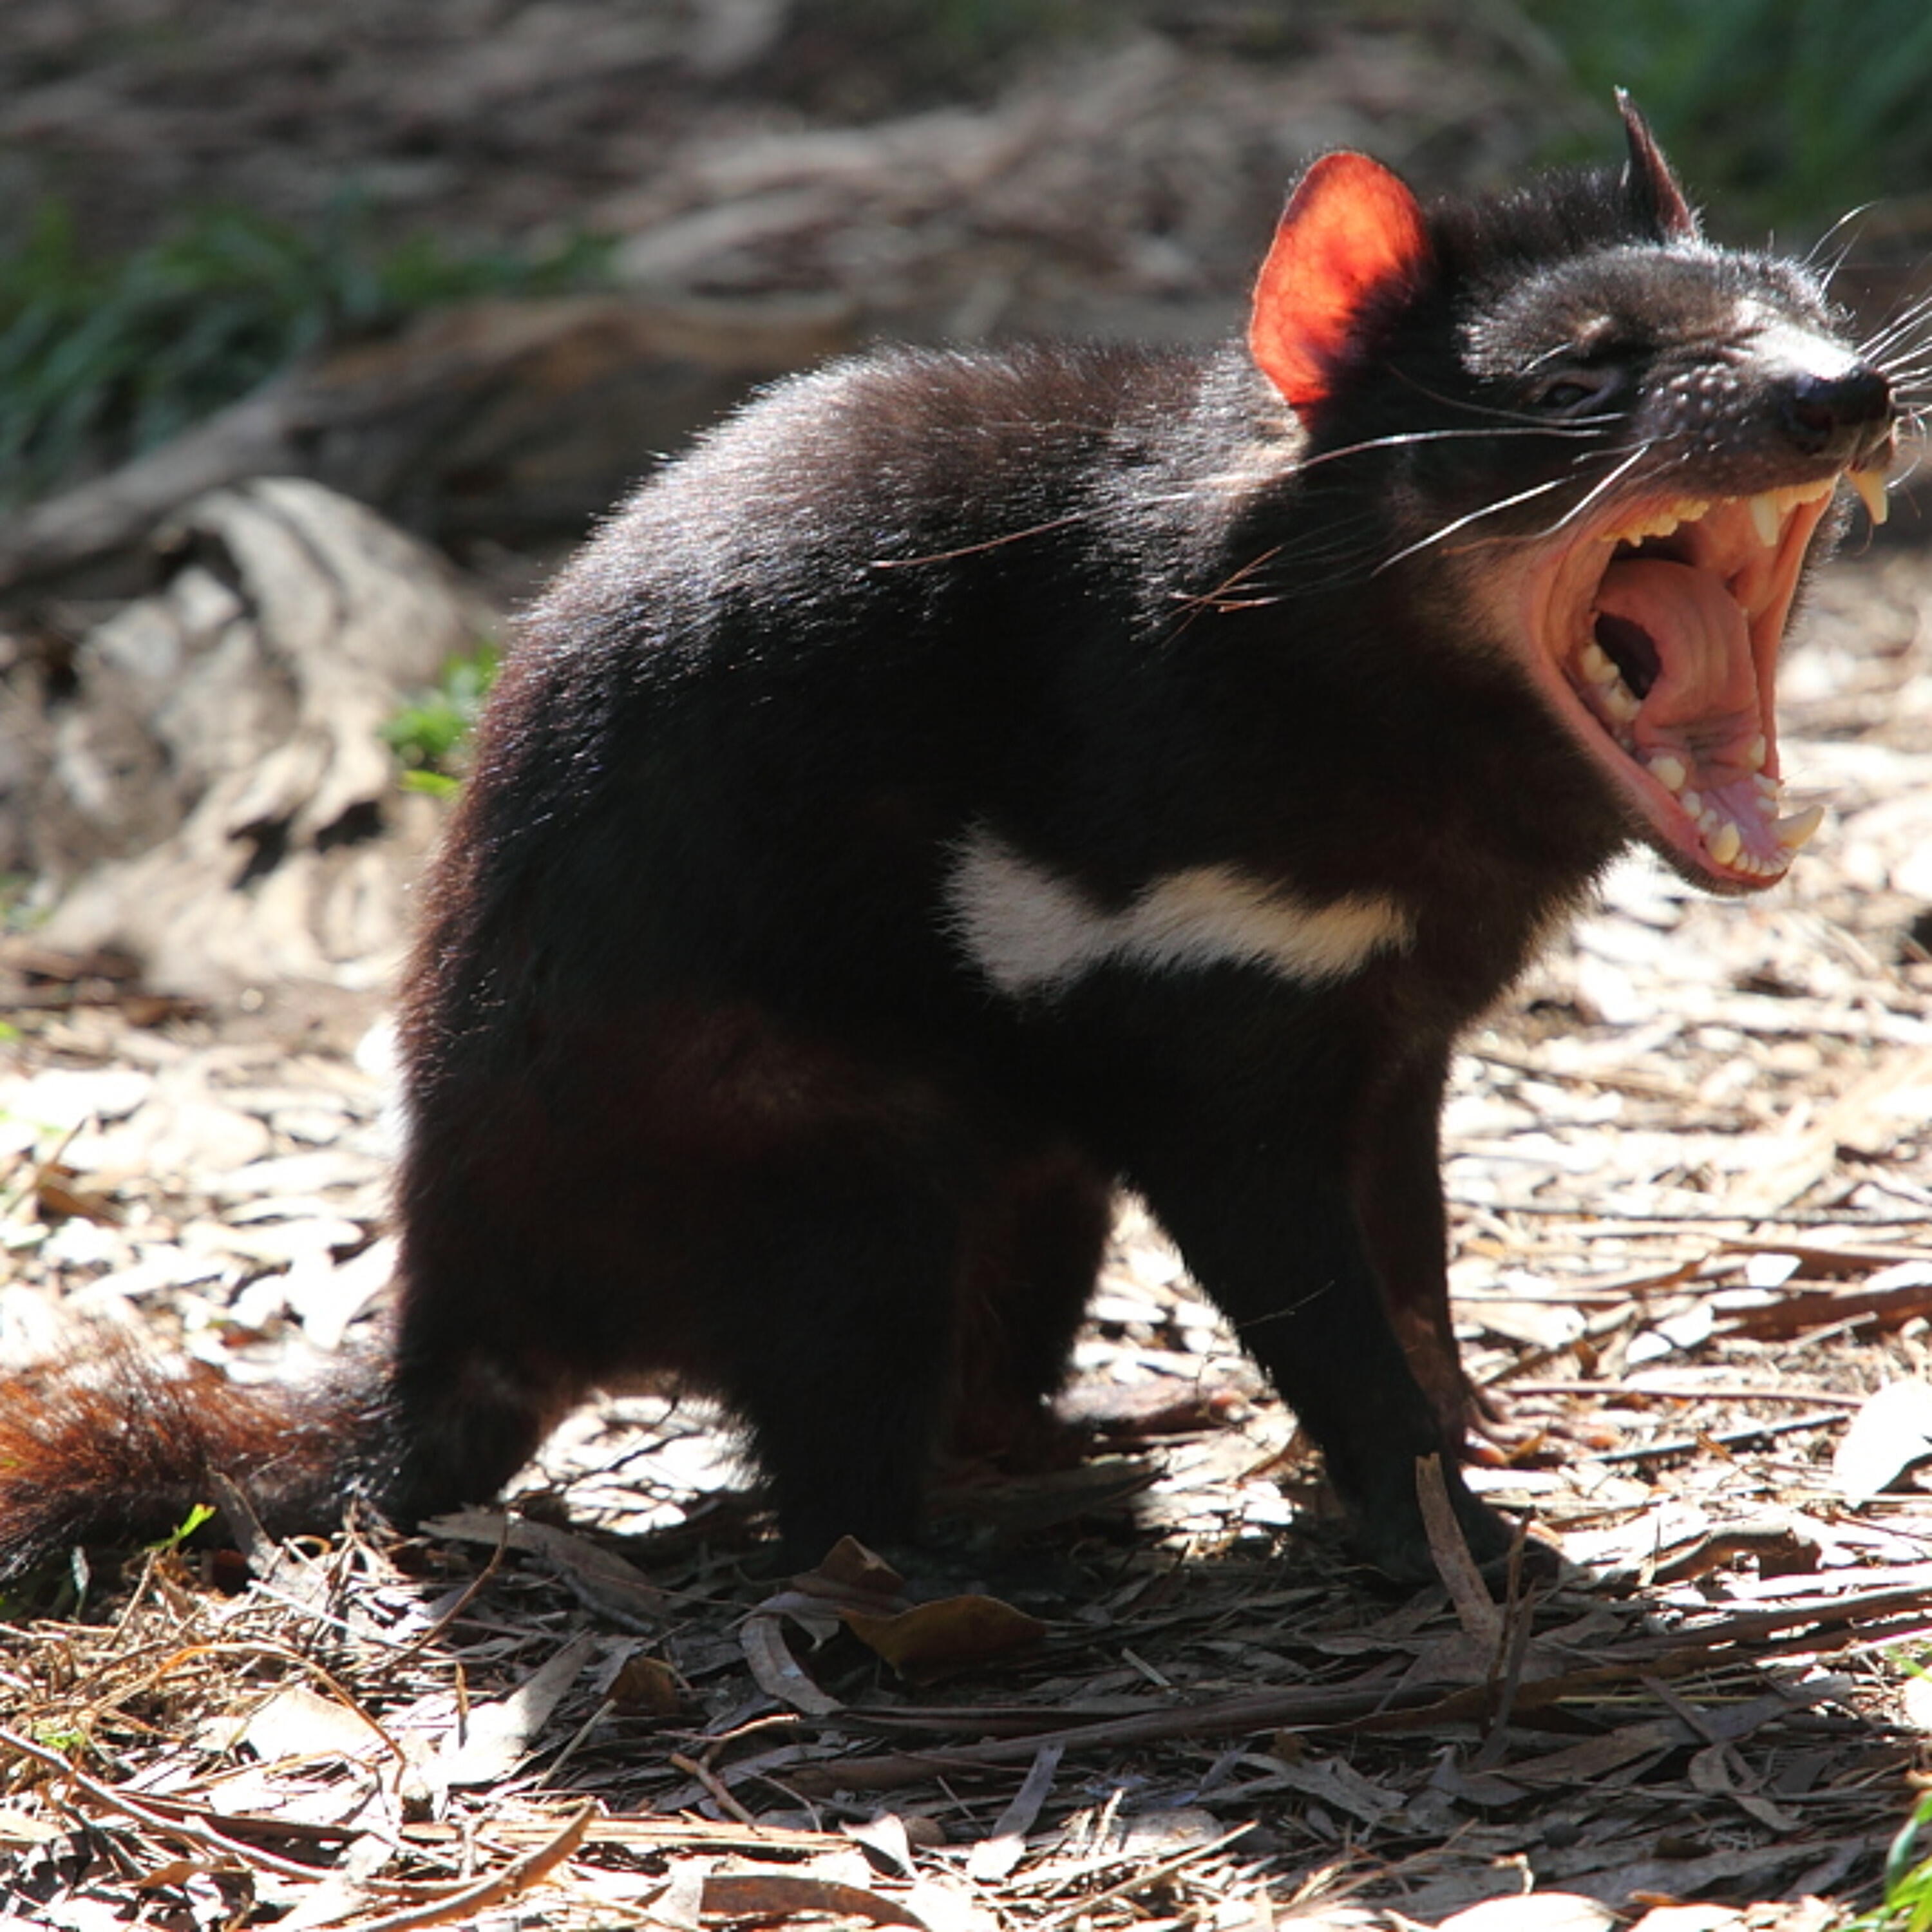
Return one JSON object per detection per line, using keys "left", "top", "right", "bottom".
{"left": 1590, "top": 1411, "right": 1847, "bottom": 1463}
{"left": 330, "top": 1801, "right": 596, "bottom": 1931}
{"left": 1031, "top": 1823, "right": 1254, "bottom": 1931}
{"left": 0, "top": 1721, "right": 328, "bottom": 1883}
{"left": 394, "top": 1515, "right": 512, "bottom": 1659}
{"left": 669, "top": 1750, "right": 764, "bottom": 1826}
{"left": 1506, "top": 1380, "right": 1862, "bottom": 1405}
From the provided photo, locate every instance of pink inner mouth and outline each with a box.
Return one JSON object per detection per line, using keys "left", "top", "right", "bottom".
{"left": 1519, "top": 478, "right": 1863, "bottom": 890}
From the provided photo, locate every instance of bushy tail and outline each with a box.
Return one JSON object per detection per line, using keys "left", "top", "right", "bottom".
{"left": 0, "top": 1336, "right": 393, "bottom": 1584}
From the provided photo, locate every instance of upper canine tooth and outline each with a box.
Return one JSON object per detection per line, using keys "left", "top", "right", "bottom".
{"left": 1851, "top": 468, "right": 1890, "bottom": 526}
{"left": 1747, "top": 734, "right": 1767, "bottom": 771}
{"left": 1748, "top": 492, "right": 1781, "bottom": 545}
{"left": 1774, "top": 802, "right": 1825, "bottom": 850}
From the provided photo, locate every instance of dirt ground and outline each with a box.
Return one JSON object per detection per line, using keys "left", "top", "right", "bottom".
{"left": 4, "top": 6, "right": 1932, "bottom": 1930}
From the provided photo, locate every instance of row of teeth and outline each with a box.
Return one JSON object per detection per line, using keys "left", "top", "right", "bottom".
{"left": 1578, "top": 636, "right": 1641, "bottom": 723}
{"left": 1580, "top": 635, "right": 1826, "bottom": 872}
{"left": 1643, "top": 743, "right": 1824, "bottom": 875}
{"left": 1598, "top": 469, "right": 1886, "bottom": 550}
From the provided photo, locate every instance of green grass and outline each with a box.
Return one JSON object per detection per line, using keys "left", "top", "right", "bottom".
{"left": 148, "top": 1502, "right": 218, "bottom": 1558}
{"left": 380, "top": 643, "right": 501, "bottom": 796}
{"left": 1851, "top": 1792, "right": 1932, "bottom": 1932}
{"left": 1524, "top": 0, "right": 1932, "bottom": 232}
{"left": 0, "top": 201, "right": 608, "bottom": 507}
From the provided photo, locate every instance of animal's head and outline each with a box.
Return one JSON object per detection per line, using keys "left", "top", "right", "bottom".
{"left": 1246, "top": 95, "right": 1899, "bottom": 893}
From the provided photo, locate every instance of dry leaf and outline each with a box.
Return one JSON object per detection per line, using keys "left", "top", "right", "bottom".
{"left": 1435, "top": 1893, "right": 1618, "bottom": 1932}
{"left": 701, "top": 1869, "right": 927, "bottom": 1927}
{"left": 904, "top": 1876, "right": 1000, "bottom": 1932}
{"left": 1832, "top": 1379, "right": 1932, "bottom": 1506}
{"left": 810, "top": 1536, "right": 909, "bottom": 1596}
{"left": 1251, "top": 1757, "right": 1404, "bottom": 1827}
{"left": 845, "top": 1812, "right": 918, "bottom": 1879}
{"left": 609, "top": 1653, "right": 685, "bottom": 1718}
{"left": 435, "top": 1633, "right": 598, "bottom": 1786}
{"left": 842, "top": 1594, "right": 1046, "bottom": 1680}
{"left": 966, "top": 1741, "right": 1061, "bottom": 1880}
{"left": 428, "top": 1508, "right": 665, "bottom": 1628}
{"left": 1900, "top": 1673, "right": 1932, "bottom": 1732}
{"left": 741, "top": 1611, "right": 842, "bottom": 1716}
{"left": 242, "top": 1684, "right": 389, "bottom": 1767}
{"left": 1625, "top": 1910, "right": 1743, "bottom": 1932}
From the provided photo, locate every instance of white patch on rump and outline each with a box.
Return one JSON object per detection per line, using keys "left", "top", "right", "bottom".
{"left": 944, "top": 828, "right": 1412, "bottom": 998}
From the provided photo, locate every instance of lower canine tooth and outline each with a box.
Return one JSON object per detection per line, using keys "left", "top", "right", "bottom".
{"left": 1774, "top": 802, "right": 1825, "bottom": 849}
{"left": 1708, "top": 820, "right": 1742, "bottom": 866}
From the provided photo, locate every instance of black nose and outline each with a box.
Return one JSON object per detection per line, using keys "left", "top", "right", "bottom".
{"left": 1779, "top": 365, "right": 1893, "bottom": 464}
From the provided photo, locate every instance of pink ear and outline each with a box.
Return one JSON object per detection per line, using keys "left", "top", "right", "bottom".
{"left": 1248, "top": 153, "right": 1429, "bottom": 413}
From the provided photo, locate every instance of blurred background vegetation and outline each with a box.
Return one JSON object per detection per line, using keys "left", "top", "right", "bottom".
{"left": 0, "top": 204, "right": 607, "bottom": 507}
{"left": 1, "top": 0, "right": 1926, "bottom": 516}
{"left": 1521, "top": 0, "right": 1932, "bottom": 231}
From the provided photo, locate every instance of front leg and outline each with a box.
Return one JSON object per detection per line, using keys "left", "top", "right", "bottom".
{"left": 1349, "top": 1045, "right": 1477, "bottom": 1448}
{"left": 1127, "top": 1122, "right": 1514, "bottom": 1584}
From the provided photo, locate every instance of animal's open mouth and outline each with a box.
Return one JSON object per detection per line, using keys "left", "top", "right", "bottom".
{"left": 1522, "top": 467, "right": 1889, "bottom": 891}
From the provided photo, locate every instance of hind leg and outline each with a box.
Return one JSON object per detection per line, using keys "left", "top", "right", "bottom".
{"left": 699, "top": 1148, "right": 978, "bottom": 1563}
{"left": 377, "top": 1013, "right": 741, "bottom": 1526}
{"left": 377, "top": 1130, "right": 608, "bottom": 1526}
{"left": 386, "top": 995, "right": 1074, "bottom": 1560}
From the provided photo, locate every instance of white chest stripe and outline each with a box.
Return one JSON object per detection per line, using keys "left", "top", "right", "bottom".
{"left": 944, "top": 828, "right": 1412, "bottom": 998}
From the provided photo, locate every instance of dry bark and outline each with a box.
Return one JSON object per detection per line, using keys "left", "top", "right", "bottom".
{"left": 7, "top": 477, "right": 488, "bottom": 996}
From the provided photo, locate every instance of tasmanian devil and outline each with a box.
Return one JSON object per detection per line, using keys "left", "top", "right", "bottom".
{"left": 0, "top": 98, "right": 1899, "bottom": 1589}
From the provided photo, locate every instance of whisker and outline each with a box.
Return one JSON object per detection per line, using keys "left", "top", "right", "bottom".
{"left": 1860, "top": 294, "right": 1932, "bottom": 362}
{"left": 1287, "top": 419, "right": 1606, "bottom": 480}
{"left": 868, "top": 512, "right": 1086, "bottom": 571}
{"left": 1382, "top": 363, "right": 1624, "bottom": 431}
{"left": 1804, "top": 202, "right": 1877, "bottom": 281}
{"left": 1368, "top": 471, "right": 1592, "bottom": 575}
{"left": 1526, "top": 441, "right": 1668, "bottom": 535}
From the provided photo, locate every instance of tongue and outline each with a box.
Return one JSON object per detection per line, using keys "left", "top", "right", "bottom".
{"left": 1593, "top": 558, "right": 1758, "bottom": 738}
{"left": 1593, "top": 556, "right": 1786, "bottom": 873}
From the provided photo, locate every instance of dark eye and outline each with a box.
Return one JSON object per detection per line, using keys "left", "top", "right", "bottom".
{"left": 1530, "top": 368, "right": 1624, "bottom": 416}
